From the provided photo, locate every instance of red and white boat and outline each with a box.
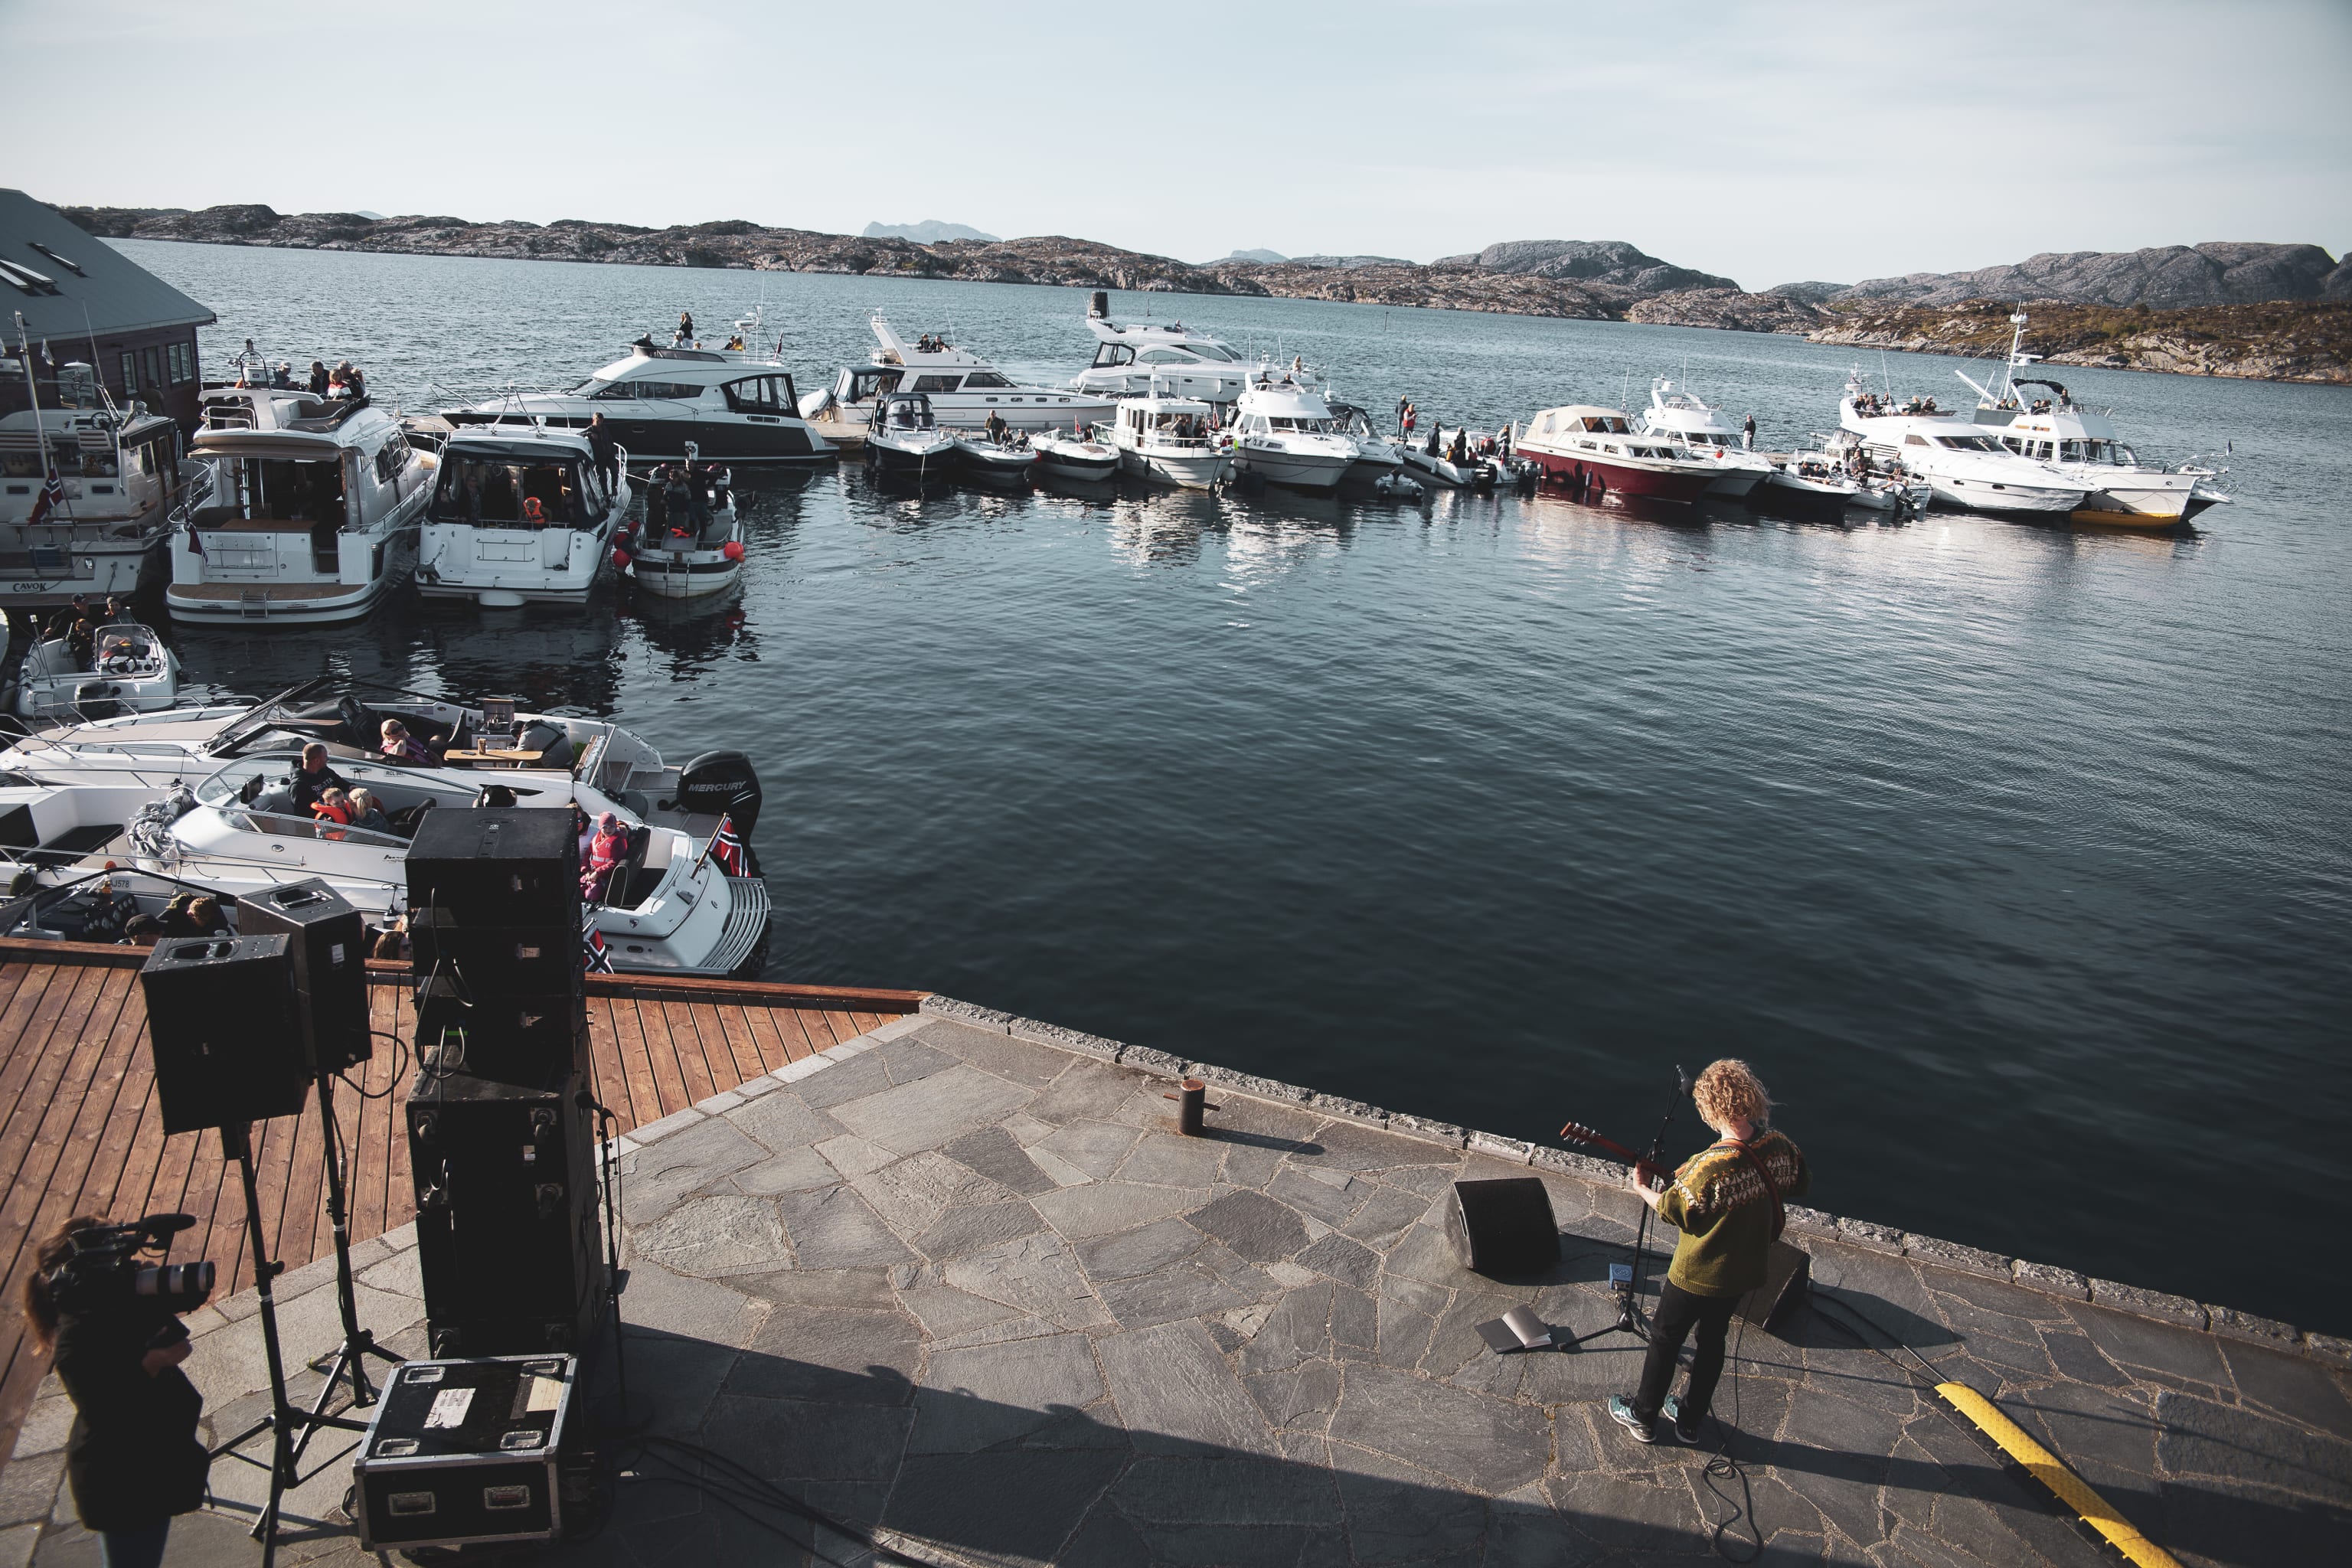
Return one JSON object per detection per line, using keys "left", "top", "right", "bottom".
{"left": 1514, "top": 405, "right": 1721, "bottom": 502}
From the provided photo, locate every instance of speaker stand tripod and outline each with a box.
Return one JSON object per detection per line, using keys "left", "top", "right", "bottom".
{"left": 289, "top": 1070, "right": 403, "bottom": 1465}
{"left": 1571, "top": 1067, "right": 1690, "bottom": 1349}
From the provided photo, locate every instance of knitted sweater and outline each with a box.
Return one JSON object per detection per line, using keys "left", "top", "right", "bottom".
{"left": 1655, "top": 1130, "right": 1810, "bottom": 1298}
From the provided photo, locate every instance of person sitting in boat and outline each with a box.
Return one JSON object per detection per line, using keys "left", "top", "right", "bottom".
{"left": 313, "top": 787, "right": 355, "bottom": 830}
{"left": 983, "top": 409, "right": 1008, "bottom": 445}
{"left": 581, "top": 812, "right": 629, "bottom": 903}
{"left": 724, "top": 333, "right": 745, "bottom": 351}
{"left": 347, "top": 788, "right": 392, "bottom": 833}
{"left": 379, "top": 719, "right": 433, "bottom": 763}
{"left": 1449, "top": 429, "right": 1469, "bottom": 466}
{"left": 307, "top": 361, "right": 330, "bottom": 396}
{"left": 67, "top": 619, "right": 96, "bottom": 671}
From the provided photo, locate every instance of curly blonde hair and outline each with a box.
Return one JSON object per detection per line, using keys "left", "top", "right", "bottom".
{"left": 1693, "top": 1059, "right": 1771, "bottom": 1132}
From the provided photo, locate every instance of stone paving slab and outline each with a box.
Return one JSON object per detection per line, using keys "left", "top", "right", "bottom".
{"left": 20, "top": 1015, "right": 2350, "bottom": 1566}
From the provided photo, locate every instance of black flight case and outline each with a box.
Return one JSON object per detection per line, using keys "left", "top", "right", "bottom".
{"left": 352, "top": 1354, "right": 577, "bottom": 1550}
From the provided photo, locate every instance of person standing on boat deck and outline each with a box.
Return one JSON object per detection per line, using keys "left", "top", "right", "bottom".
{"left": 673, "top": 312, "right": 694, "bottom": 348}
{"left": 983, "top": 408, "right": 1008, "bottom": 446}
{"left": 1400, "top": 400, "right": 1416, "bottom": 440}
{"left": 1609, "top": 1059, "right": 1809, "bottom": 1446}
{"left": 586, "top": 415, "right": 620, "bottom": 493}
{"left": 662, "top": 465, "right": 694, "bottom": 538}
{"left": 1743, "top": 413, "right": 1756, "bottom": 451}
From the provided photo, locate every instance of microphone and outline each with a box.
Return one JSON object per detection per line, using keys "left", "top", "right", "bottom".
{"left": 1675, "top": 1064, "right": 1694, "bottom": 1096}
{"left": 138, "top": 1213, "right": 198, "bottom": 1240}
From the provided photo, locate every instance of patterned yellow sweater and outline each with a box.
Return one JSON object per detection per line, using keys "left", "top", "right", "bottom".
{"left": 1654, "top": 1130, "right": 1810, "bottom": 1298}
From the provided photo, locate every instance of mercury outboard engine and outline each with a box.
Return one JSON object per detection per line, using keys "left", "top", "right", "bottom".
{"left": 673, "top": 750, "right": 762, "bottom": 834}
{"left": 1089, "top": 289, "right": 1110, "bottom": 320}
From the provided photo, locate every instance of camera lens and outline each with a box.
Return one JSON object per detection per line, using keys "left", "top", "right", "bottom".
{"left": 133, "top": 1260, "right": 217, "bottom": 1305}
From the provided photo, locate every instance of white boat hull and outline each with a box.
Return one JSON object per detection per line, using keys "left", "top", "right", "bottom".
{"left": 1926, "top": 475, "right": 2083, "bottom": 514}
{"left": 1236, "top": 443, "right": 1352, "bottom": 492}
{"left": 1119, "top": 447, "right": 1230, "bottom": 490}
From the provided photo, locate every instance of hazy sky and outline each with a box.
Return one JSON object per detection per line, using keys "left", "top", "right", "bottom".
{"left": 10, "top": 1, "right": 2349, "bottom": 289}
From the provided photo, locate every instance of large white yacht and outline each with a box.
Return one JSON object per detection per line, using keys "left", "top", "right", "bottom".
{"left": 1070, "top": 291, "right": 1256, "bottom": 409}
{"left": 799, "top": 315, "right": 1115, "bottom": 434}
{"left": 442, "top": 331, "right": 833, "bottom": 468}
{"left": 1230, "top": 364, "right": 1358, "bottom": 492}
{"left": 1839, "top": 371, "right": 2084, "bottom": 515}
{"left": 1632, "top": 379, "right": 1772, "bottom": 499}
{"left": 1954, "top": 313, "right": 2226, "bottom": 526}
{"left": 165, "top": 387, "right": 432, "bottom": 626}
{"left": 1104, "top": 394, "right": 1233, "bottom": 489}
{"left": 416, "top": 425, "right": 630, "bottom": 606}
{"left": 0, "top": 362, "right": 196, "bottom": 613}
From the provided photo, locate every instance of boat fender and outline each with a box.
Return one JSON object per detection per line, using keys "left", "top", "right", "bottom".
{"left": 674, "top": 750, "right": 762, "bottom": 835}
{"left": 721, "top": 541, "right": 745, "bottom": 562}
{"left": 612, "top": 547, "right": 632, "bottom": 570}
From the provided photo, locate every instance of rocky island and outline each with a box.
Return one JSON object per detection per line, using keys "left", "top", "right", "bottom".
{"left": 59, "top": 202, "right": 2352, "bottom": 384}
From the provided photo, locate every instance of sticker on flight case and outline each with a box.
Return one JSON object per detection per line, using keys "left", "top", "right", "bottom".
{"left": 424, "top": 1387, "right": 476, "bottom": 1429}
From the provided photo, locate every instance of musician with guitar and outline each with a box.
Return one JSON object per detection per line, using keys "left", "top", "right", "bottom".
{"left": 1606, "top": 1059, "right": 1809, "bottom": 1446}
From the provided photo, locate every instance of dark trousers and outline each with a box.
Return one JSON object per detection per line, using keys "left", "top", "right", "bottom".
{"left": 100, "top": 1522, "right": 170, "bottom": 1568}
{"left": 1634, "top": 1279, "right": 1740, "bottom": 1425}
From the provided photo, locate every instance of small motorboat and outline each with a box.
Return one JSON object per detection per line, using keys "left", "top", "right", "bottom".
{"left": 622, "top": 446, "right": 743, "bottom": 597}
{"left": 1329, "top": 403, "right": 1406, "bottom": 487}
{"left": 415, "top": 424, "right": 632, "bottom": 607}
{"left": 14, "top": 622, "right": 179, "bottom": 720}
{"left": 1370, "top": 472, "right": 1425, "bottom": 502}
{"left": 954, "top": 431, "right": 1036, "bottom": 484}
{"left": 866, "top": 393, "right": 957, "bottom": 479}
{"left": 1031, "top": 430, "right": 1119, "bottom": 483}
{"left": 1399, "top": 428, "right": 1495, "bottom": 490}
{"left": 1106, "top": 394, "right": 1232, "bottom": 490}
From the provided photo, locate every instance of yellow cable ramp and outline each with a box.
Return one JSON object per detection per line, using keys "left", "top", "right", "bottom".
{"left": 1934, "top": 1382, "right": 2183, "bottom": 1568}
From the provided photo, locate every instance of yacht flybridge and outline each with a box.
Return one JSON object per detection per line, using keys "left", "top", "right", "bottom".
{"left": 166, "top": 387, "right": 431, "bottom": 626}
{"left": 1070, "top": 291, "right": 1256, "bottom": 408}
{"left": 417, "top": 425, "right": 631, "bottom": 606}
{"left": 1633, "top": 379, "right": 1772, "bottom": 498}
{"left": 1, "top": 360, "right": 198, "bottom": 612}
{"left": 1954, "top": 312, "right": 2227, "bottom": 526}
{"left": 799, "top": 315, "right": 1115, "bottom": 434}
{"left": 1839, "top": 372, "right": 2084, "bottom": 515}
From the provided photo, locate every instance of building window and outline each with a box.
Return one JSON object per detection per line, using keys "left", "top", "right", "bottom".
{"left": 120, "top": 352, "right": 136, "bottom": 393}
{"left": 165, "top": 341, "right": 194, "bottom": 384}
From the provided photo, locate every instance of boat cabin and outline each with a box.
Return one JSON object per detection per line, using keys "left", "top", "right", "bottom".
{"left": 430, "top": 433, "right": 616, "bottom": 529}
{"left": 1114, "top": 398, "right": 1217, "bottom": 447}
{"left": 877, "top": 393, "right": 940, "bottom": 430}
{"left": 1523, "top": 406, "right": 1685, "bottom": 461}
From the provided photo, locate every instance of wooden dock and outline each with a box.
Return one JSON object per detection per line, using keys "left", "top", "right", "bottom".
{"left": 0, "top": 936, "right": 923, "bottom": 1472}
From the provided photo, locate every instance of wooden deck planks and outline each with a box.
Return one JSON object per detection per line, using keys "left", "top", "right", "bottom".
{"left": 0, "top": 946, "right": 923, "bottom": 1478}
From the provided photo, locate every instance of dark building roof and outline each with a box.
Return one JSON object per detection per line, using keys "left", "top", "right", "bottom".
{"left": 0, "top": 188, "right": 215, "bottom": 341}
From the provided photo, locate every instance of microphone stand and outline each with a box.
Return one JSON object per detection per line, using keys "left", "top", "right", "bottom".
{"left": 1573, "top": 1065, "right": 1690, "bottom": 1348}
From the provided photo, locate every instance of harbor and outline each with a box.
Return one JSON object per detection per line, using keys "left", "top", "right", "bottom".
{"left": 0, "top": 952, "right": 2341, "bottom": 1564}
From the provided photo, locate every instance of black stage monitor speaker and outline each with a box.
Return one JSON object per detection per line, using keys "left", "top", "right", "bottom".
{"left": 354, "top": 1354, "right": 575, "bottom": 1550}
{"left": 407, "top": 1066, "right": 604, "bottom": 1357}
{"left": 412, "top": 975, "right": 587, "bottom": 1086}
{"left": 140, "top": 936, "right": 309, "bottom": 1134}
{"left": 406, "top": 809, "right": 580, "bottom": 929}
{"left": 237, "top": 877, "right": 371, "bottom": 1071}
{"left": 409, "top": 913, "right": 584, "bottom": 1001}
{"left": 1736, "top": 1240, "right": 1811, "bottom": 1334}
{"left": 1445, "top": 1178, "right": 1561, "bottom": 1277}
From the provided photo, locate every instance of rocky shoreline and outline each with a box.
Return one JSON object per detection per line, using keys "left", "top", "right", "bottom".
{"left": 62, "top": 203, "right": 2352, "bottom": 384}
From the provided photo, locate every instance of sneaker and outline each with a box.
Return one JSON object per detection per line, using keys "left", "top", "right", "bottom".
{"left": 1606, "top": 1395, "right": 1658, "bottom": 1445}
{"left": 1663, "top": 1394, "right": 1703, "bottom": 1444}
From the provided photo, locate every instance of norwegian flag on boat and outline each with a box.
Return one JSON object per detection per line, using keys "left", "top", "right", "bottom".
{"left": 580, "top": 907, "right": 613, "bottom": 974}
{"left": 27, "top": 465, "right": 64, "bottom": 527}
{"left": 704, "top": 814, "right": 747, "bottom": 877}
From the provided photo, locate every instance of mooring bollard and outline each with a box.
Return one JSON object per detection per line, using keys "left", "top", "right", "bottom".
{"left": 1163, "top": 1077, "right": 1214, "bottom": 1136}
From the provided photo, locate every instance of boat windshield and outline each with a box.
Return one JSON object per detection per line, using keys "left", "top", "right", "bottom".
{"left": 197, "top": 456, "right": 346, "bottom": 526}
{"left": 432, "top": 453, "right": 596, "bottom": 526}
{"left": 1268, "top": 417, "right": 1336, "bottom": 433}
{"left": 1934, "top": 434, "right": 2002, "bottom": 452}
{"left": 1187, "top": 343, "right": 1239, "bottom": 362}
{"left": 2058, "top": 439, "right": 2118, "bottom": 464}
{"left": 1578, "top": 416, "right": 1632, "bottom": 433}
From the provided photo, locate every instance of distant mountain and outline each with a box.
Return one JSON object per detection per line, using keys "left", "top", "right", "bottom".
{"left": 1834, "top": 242, "right": 2350, "bottom": 309}
{"left": 352, "top": 210, "right": 386, "bottom": 220}
{"left": 864, "top": 220, "right": 998, "bottom": 244}
{"left": 1435, "top": 240, "right": 1739, "bottom": 294}
{"left": 1223, "top": 248, "right": 1288, "bottom": 264}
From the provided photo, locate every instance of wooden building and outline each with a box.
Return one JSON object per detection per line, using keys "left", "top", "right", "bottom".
{"left": 0, "top": 189, "right": 214, "bottom": 430}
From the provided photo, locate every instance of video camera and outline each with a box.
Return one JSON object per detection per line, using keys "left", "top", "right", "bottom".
{"left": 45, "top": 1213, "right": 216, "bottom": 1318}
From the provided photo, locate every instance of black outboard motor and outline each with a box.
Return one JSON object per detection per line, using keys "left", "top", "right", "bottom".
{"left": 1089, "top": 289, "right": 1110, "bottom": 320}
{"left": 674, "top": 750, "right": 761, "bottom": 834}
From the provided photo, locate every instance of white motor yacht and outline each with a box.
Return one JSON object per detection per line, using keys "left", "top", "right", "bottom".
{"left": 802, "top": 315, "right": 1115, "bottom": 435}
{"left": 1070, "top": 291, "right": 1256, "bottom": 410}
{"left": 1105, "top": 394, "right": 1233, "bottom": 490}
{"left": 1839, "top": 372, "right": 2085, "bottom": 515}
{"left": 416, "top": 425, "right": 631, "bottom": 606}
{"left": 0, "top": 361, "right": 199, "bottom": 614}
{"left": 440, "top": 314, "right": 833, "bottom": 468}
{"left": 13, "top": 620, "right": 178, "bottom": 720}
{"left": 1328, "top": 403, "right": 1406, "bottom": 486}
{"left": 166, "top": 387, "right": 432, "bottom": 626}
{"left": 1230, "top": 366, "right": 1357, "bottom": 492}
{"left": 1632, "top": 379, "right": 1773, "bottom": 499}
{"left": 1955, "top": 312, "right": 2227, "bottom": 526}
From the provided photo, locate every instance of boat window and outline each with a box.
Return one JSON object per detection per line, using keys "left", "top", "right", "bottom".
{"left": 849, "top": 371, "right": 903, "bottom": 401}
{"left": 586, "top": 380, "right": 635, "bottom": 400}
{"left": 432, "top": 456, "right": 583, "bottom": 526}
{"left": 722, "top": 376, "right": 792, "bottom": 413}
{"left": 1090, "top": 344, "right": 1135, "bottom": 368}
{"left": 203, "top": 456, "right": 346, "bottom": 524}
{"left": 1904, "top": 433, "right": 1929, "bottom": 446}
{"left": 962, "top": 371, "right": 1013, "bottom": 388}
{"left": 911, "top": 374, "right": 961, "bottom": 394}
{"left": 1187, "top": 343, "right": 1238, "bottom": 362}
{"left": 1536, "top": 414, "right": 1553, "bottom": 434}
{"left": 1137, "top": 349, "right": 1192, "bottom": 364}
{"left": 373, "top": 432, "right": 411, "bottom": 485}
{"left": 2117, "top": 445, "right": 2137, "bottom": 466}
{"left": 1935, "top": 434, "right": 1999, "bottom": 452}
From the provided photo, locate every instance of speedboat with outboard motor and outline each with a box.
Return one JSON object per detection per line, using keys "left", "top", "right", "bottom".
{"left": 1954, "top": 312, "right": 2226, "bottom": 525}
{"left": 953, "top": 430, "right": 1036, "bottom": 484}
{"left": 801, "top": 315, "right": 1114, "bottom": 435}
{"left": 1399, "top": 427, "right": 1497, "bottom": 491}
{"left": 1632, "top": 379, "right": 1772, "bottom": 499}
{"left": 1, "top": 360, "right": 201, "bottom": 614}
{"left": 1029, "top": 429, "right": 1119, "bottom": 483}
{"left": 1105, "top": 394, "right": 1232, "bottom": 489}
{"left": 0, "top": 766, "right": 769, "bottom": 977}
{"left": 12, "top": 621, "right": 178, "bottom": 720}
{"left": 165, "top": 385, "right": 431, "bottom": 626}
{"left": 1514, "top": 406, "right": 1722, "bottom": 501}
{"left": 439, "top": 312, "right": 834, "bottom": 469}
{"left": 1069, "top": 291, "right": 1256, "bottom": 410}
{"left": 865, "top": 393, "right": 958, "bottom": 479}
{"left": 1328, "top": 403, "right": 1406, "bottom": 487}
{"left": 622, "top": 446, "right": 743, "bottom": 597}
{"left": 1840, "top": 370, "right": 2085, "bottom": 515}
{"left": 1230, "top": 364, "right": 1357, "bottom": 492}
{"left": 416, "top": 424, "right": 631, "bottom": 606}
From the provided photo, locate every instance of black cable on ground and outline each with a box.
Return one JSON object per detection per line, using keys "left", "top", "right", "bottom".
{"left": 1694, "top": 1314, "right": 1764, "bottom": 1564}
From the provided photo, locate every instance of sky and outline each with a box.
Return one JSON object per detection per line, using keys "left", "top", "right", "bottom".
{"left": 8, "top": 0, "right": 2350, "bottom": 289}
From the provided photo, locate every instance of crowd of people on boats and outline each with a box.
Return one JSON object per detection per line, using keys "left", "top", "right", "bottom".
{"left": 229, "top": 340, "right": 369, "bottom": 400}
{"left": 1850, "top": 391, "right": 1939, "bottom": 417}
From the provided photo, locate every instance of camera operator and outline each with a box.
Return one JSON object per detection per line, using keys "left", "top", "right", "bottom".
{"left": 21, "top": 1217, "right": 212, "bottom": 1568}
